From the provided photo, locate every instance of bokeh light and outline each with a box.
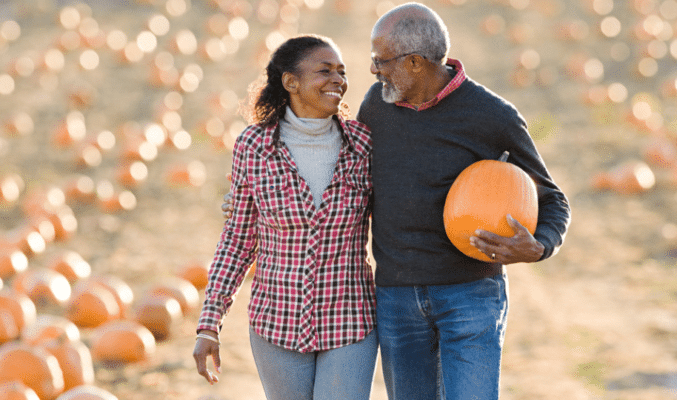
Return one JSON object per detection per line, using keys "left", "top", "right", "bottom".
{"left": 0, "top": 74, "right": 16, "bottom": 95}
{"left": 174, "top": 29, "right": 198, "bottom": 55}
{"left": 583, "top": 58, "right": 604, "bottom": 82}
{"left": 592, "top": 0, "right": 614, "bottom": 15}
{"left": 1, "top": 20, "right": 21, "bottom": 41}
{"left": 59, "top": 7, "right": 81, "bottom": 30}
{"left": 44, "top": 48, "right": 65, "bottom": 71}
{"left": 229, "top": 17, "right": 249, "bottom": 41}
{"left": 637, "top": 57, "right": 659, "bottom": 77}
{"left": 608, "top": 82, "right": 628, "bottom": 103}
{"left": 600, "top": 16, "right": 621, "bottom": 38}
{"left": 106, "top": 30, "right": 127, "bottom": 51}
{"left": 148, "top": 14, "right": 171, "bottom": 36}
{"left": 79, "top": 49, "right": 100, "bottom": 70}
{"left": 137, "top": 31, "right": 158, "bottom": 53}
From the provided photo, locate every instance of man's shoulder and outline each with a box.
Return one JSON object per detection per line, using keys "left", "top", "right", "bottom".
{"left": 460, "top": 78, "right": 521, "bottom": 116}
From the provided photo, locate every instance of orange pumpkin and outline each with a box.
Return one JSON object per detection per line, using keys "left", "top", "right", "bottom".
{"left": 0, "top": 309, "right": 19, "bottom": 344}
{"left": 147, "top": 276, "right": 199, "bottom": 314}
{"left": 48, "top": 251, "right": 92, "bottom": 283}
{"left": 90, "top": 320, "right": 156, "bottom": 366}
{"left": 0, "top": 290, "right": 36, "bottom": 332}
{"left": 0, "top": 380, "right": 41, "bottom": 400}
{"left": 55, "top": 385, "right": 118, "bottom": 400}
{"left": 39, "top": 336, "right": 95, "bottom": 391}
{"left": 12, "top": 269, "right": 72, "bottom": 307}
{"left": 66, "top": 283, "right": 121, "bottom": 328}
{"left": 21, "top": 314, "right": 81, "bottom": 346}
{"left": 177, "top": 261, "right": 210, "bottom": 290}
{"left": 87, "top": 275, "right": 134, "bottom": 318}
{"left": 591, "top": 161, "right": 656, "bottom": 194}
{"left": 443, "top": 152, "right": 538, "bottom": 262}
{"left": 0, "top": 249, "right": 29, "bottom": 280}
{"left": 0, "top": 342, "right": 65, "bottom": 400}
{"left": 132, "top": 293, "right": 182, "bottom": 341}
{"left": 63, "top": 176, "right": 97, "bottom": 205}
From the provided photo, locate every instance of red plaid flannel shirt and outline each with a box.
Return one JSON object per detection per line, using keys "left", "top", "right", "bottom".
{"left": 197, "top": 115, "right": 376, "bottom": 353}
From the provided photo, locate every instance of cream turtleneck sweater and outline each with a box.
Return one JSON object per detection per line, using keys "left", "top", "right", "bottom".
{"left": 279, "top": 107, "right": 341, "bottom": 208}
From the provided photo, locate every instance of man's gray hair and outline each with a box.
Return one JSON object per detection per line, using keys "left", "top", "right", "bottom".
{"left": 386, "top": 8, "right": 450, "bottom": 63}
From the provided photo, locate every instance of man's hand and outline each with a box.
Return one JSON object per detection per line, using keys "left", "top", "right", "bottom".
{"left": 469, "top": 214, "right": 544, "bottom": 264}
{"left": 222, "top": 192, "right": 234, "bottom": 220}
{"left": 193, "top": 330, "right": 221, "bottom": 385}
{"left": 222, "top": 173, "right": 234, "bottom": 220}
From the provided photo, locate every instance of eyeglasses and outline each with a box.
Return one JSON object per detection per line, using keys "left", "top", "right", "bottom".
{"left": 371, "top": 52, "right": 422, "bottom": 69}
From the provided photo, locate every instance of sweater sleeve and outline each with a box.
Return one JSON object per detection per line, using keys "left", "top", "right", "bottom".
{"left": 502, "top": 112, "right": 571, "bottom": 261}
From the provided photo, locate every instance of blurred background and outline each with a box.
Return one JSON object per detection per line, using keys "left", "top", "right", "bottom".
{"left": 1, "top": 0, "right": 677, "bottom": 399}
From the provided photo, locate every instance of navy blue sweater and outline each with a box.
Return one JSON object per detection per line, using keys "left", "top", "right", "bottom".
{"left": 357, "top": 71, "right": 571, "bottom": 287}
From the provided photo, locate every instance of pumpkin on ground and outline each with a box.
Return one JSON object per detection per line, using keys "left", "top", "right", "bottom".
{"left": 86, "top": 275, "right": 134, "bottom": 318}
{"left": 0, "top": 342, "right": 65, "bottom": 400}
{"left": 0, "top": 309, "right": 19, "bottom": 344}
{"left": 443, "top": 151, "right": 538, "bottom": 262}
{"left": 66, "top": 283, "right": 121, "bottom": 328}
{"left": 133, "top": 293, "right": 183, "bottom": 341}
{"left": 147, "top": 276, "right": 199, "bottom": 314}
{"left": 55, "top": 385, "right": 118, "bottom": 400}
{"left": 0, "top": 290, "right": 36, "bottom": 332}
{"left": 0, "top": 380, "right": 41, "bottom": 400}
{"left": 21, "top": 314, "right": 81, "bottom": 346}
{"left": 11, "top": 269, "right": 72, "bottom": 307}
{"left": 177, "top": 261, "right": 209, "bottom": 290}
{"left": 48, "top": 251, "right": 92, "bottom": 283}
{"left": 90, "top": 320, "right": 156, "bottom": 366}
{"left": 0, "top": 249, "right": 28, "bottom": 280}
{"left": 39, "top": 336, "right": 95, "bottom": 391}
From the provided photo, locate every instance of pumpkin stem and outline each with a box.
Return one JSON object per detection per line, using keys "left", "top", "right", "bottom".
{"left": 498, "top": 151, "right": 510, "bottom": 162}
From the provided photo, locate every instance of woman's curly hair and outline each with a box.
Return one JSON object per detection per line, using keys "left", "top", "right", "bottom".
{"left": 240, "top": 34, "right": 350, "bottom": 127}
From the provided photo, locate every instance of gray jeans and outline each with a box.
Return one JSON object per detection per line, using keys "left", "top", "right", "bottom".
{"left": 249, "top": 326, "right": 378, "bottom": 400}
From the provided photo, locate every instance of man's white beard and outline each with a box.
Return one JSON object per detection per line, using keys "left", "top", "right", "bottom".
{"left": 381, "top": 83, "right": 404, "bottom": 104}
{"left": 379, "top": 74, "right": 413, "bottom": 104}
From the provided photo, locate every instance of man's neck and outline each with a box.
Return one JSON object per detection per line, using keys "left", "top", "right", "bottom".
{"left": 405, "top": 66, "right": 453, "bottom": 107}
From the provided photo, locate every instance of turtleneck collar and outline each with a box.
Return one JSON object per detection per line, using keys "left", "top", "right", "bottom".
{"left": 281, "top": 106, "right": 334, "bottom": 137}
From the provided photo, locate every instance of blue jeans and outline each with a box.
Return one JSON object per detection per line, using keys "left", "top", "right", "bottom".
{"left": 376, "top": 272, "right": 509, "bottom": 400}
{"left": 249, "top": 327, "right": 378, "bottom": 400}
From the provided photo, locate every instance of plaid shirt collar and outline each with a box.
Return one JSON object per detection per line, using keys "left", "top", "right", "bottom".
{"left": 395, "top": 58, "right": 466, "bottom": 111}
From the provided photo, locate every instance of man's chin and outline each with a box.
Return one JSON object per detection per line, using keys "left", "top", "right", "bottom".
{"left": 381, "top": 86, "right": 402, "bottom": 104}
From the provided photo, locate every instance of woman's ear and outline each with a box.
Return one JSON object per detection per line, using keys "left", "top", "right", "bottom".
{"left": 282, "top": 72, "right": 299, "bottom": 93}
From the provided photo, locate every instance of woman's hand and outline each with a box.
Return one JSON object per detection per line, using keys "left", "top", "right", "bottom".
{"left": 193, "top": 330, "right": 221, "bottom": 385}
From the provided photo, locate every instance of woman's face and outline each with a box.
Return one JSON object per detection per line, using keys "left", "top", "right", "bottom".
{"left": 285, "top": 46, "right": 348, "bottom": 119}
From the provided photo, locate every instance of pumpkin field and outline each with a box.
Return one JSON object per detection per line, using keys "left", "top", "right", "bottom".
{"left": 1, "top": 0, "right": 677, "bottom": 399}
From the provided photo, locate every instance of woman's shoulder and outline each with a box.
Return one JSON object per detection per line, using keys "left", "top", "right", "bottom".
{"left": 233, "top": 123, "right": 274, "bottom": 151}
{"left": 336, "top": 116, "right": 371, "bottom": 155}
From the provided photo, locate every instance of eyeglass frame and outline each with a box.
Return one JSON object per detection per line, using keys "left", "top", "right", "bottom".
{"left": 371, "top": 52, "right": 426, "bottom": 69}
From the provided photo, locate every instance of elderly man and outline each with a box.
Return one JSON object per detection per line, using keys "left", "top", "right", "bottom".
{"left": 355, "top": 2, "right": 570, "bottom": 400}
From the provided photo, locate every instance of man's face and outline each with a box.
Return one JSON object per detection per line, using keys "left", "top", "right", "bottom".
{"left": 370, "top": 37, "right": 415, "bottom": 104}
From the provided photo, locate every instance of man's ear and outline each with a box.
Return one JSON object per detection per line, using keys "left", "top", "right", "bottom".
{"left": 282, "top": 72, "right": 298, "bottom": 93}
{"left": 408, "top": 54, "right": 426, "bottom": 73}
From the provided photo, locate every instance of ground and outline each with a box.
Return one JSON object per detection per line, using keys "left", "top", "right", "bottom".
{"left": 2, "top": 0, "right": 677, "bottom": 399}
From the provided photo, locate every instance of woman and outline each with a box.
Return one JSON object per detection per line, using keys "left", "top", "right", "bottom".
{"left": 193, "top": 35, "right": 377, "bottom": 400}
